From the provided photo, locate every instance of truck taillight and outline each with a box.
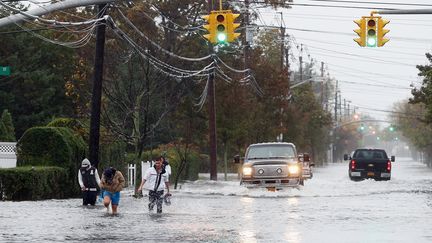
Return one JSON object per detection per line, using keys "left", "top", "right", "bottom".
{"left": 351, "top": 160, "right": 356, "bottom": 170}
{"left": 387, "top": 160, "right": 391, "bottom": 171}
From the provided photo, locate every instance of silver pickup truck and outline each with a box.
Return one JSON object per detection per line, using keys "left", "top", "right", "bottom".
{"left": 239, "top": 142, "right": 308, "bottom": 190}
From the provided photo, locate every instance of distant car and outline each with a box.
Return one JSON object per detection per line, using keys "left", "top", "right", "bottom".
{"left": 239, "top": 142, "right": 305, "bottom": 189}
{"left": 344, "top": 148, "right": 395, "bottom": 181}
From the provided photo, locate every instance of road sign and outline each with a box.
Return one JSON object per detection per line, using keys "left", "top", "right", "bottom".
{"left": 0, "top": 66, "right": 10, "bottom": 76}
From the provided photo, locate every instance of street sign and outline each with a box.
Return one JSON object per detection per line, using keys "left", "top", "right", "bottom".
{"left": 0, "top": 66, "right": 10, "bottom": 76}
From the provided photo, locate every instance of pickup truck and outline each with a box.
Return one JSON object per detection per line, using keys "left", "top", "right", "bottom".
{"left": 237, "top": 142, "right": 308, "bottom": 190}
{"left": 344, "top": 148, "right": 395, "bottom": 181}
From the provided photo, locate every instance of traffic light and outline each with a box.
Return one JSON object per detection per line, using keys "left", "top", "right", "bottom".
{"left": 377, "top": 17, "right": 390, "bottom": 47}
{"left": 389, "top": 125, "right": 395, "bottom": 132}
{"left": 366, "top": 17, "right": 378, "bottom": 47}
{"left": 360, "top": 124, "right": 365, "bottom": 131}
{"left": 353, "top": 17, "right": 366, "bottom": 47}
{"left": 203, "top": 10, "right": 240, "bottom": 44}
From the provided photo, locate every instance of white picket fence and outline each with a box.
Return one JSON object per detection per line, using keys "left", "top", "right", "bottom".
{"left": 127, "top": 161, "right": 152, "bottom": 187}
{"left": 0, "top": 142, "right": 16, "bottom": 168}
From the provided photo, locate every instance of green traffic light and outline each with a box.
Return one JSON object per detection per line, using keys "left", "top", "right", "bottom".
{"left": 217, "top": 33, "right": 226, "bottom": 42}
{"left": 367, "top": 36, "right": 376, "bottom": 47}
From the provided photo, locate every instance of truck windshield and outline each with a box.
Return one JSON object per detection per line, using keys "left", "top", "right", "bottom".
{"left": 246, "top": 145, "right": 295, "bottom": 160}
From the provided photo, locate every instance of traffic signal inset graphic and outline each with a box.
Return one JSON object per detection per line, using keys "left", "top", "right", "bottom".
{"left": 203, "top": 10, "right": 240, "bottom": 44}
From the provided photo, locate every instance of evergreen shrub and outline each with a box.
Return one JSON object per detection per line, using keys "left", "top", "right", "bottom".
{"left": 15, "top": 127, "right": 87, "bottom": 198}
{"left": 0, "top": 166, "right": 69, "bottom": 200}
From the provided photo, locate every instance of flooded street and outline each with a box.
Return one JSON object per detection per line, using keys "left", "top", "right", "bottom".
{"left": 1, "top": 157, "right": 432, "bottom": 242}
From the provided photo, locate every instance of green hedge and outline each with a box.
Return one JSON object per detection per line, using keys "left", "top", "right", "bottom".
{"left": 15, "top": 126, "right": 87, "bottom": 198}
{"left": 16, "top": 126, "right": 86, "bottom": 168}
{"left": 0, "top": 166, "right": 70, "bottom": 200}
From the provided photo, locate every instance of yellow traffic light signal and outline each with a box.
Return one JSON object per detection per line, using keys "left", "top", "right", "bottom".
{"left": 226, "top": 12, "right": 240, "bottom": 42}
{"left": 366, "top": 17, "right": 378, "bottom": 47}
{"left": 203, "top": 10, "right": 240, "bottom": 44}
{"left": 353, "top": 17, "right": 366, "bottom": 47}
{"left": 377, "top": 17, "right": 390, "bottom": 47}
{"left": 354, "top": 15, "right": 389, "bottom": 48}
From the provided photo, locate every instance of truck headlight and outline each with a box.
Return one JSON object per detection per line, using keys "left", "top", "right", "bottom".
{"left": 243, "top": 167, "right": 252, "bottom": 176}
{"left": 288, "top": 164, "right": 299, "bottom": 175}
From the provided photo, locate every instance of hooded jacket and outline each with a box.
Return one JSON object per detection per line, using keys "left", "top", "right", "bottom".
{"left": 100, "top": 169, "right": 125, "bottom": 193}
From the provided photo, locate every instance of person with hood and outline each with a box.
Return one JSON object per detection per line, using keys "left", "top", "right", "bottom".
{"left": 161, "top": 155, "right": 172, "bottom": 178}
{"left": 137, "top": 156, "right": 171, "bottom": 213}
{"left": 77, "top": 158, "right": 101, "bottom": 206}
{"left": 100, "top": 167, "right": 125, "bottom": 214}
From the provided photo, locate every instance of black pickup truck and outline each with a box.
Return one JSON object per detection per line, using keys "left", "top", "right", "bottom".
{"left": 344, "top": 149, "right": 395, "bottom": 181}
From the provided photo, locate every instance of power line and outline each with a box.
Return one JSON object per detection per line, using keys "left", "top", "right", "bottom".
{"left": 307, "top": 0, "right": 432, "bottom": 8}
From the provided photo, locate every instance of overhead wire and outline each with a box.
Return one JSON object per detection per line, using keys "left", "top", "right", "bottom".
{"left": 115, "top": 7, "right": 212, "bottom": 62}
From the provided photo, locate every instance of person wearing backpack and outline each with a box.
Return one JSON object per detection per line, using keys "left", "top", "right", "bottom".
{"left": 100, "top": 167, "right": 125, "bottom": 214}
{"left": 77, "top": 158, "right": 101, "bottom": 206}
{"left": 137, "top": 156, "right": 171, "bottom": 213}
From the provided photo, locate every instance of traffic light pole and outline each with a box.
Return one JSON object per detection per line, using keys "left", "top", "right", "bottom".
{"left": 208, "top": 0, "right": 218, "bottom": 181}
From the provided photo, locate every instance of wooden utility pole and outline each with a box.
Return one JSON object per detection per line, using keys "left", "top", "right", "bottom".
{"left": 89, "top": 4, "right": 107, "bottom": 168}
{"left": 244, "top": 0, "right": 250, "bottom": 70}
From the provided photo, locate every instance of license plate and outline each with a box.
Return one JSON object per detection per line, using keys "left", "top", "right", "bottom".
{"left": 367, "top": 172, "right": 375, "bottom": 177}
{"left": 351, "top": 172, "right": 361, "bottom": 177}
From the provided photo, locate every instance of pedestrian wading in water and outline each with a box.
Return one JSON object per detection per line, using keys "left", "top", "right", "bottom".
{"left": 100, "top": 167, "right": 125, "bottom": 214}
{"left": 78, "top": 158, "right": 101, "bottom": 206}
{"left": 137, "top": 156, "right": 171, "bottom": 213}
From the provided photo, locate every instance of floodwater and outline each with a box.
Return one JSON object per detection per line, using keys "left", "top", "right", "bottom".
{"left": 1, "top": 157, "right": 432, "bottom": 242}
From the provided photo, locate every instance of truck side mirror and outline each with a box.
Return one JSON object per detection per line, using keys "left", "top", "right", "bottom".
{"left": 233, "top": 155, "right": 241, "bottom": 164}
{"left": 298, "top": 153, "right": 304, "bottom": 162}
{"left": 343, "top": 154, "right": 349, "bottom": 160}
{"left": 391, "top": 156, "right": 395, "bottom": 162}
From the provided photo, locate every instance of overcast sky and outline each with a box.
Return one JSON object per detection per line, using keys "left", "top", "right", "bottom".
{"left": 257, "top": 0, "right": 432, "bottom": 121}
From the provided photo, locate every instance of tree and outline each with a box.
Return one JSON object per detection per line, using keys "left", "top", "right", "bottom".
{"left": 0, "top": 25, "right": 75, "bottom": 138}
{"left": 0, "top": 109, "right": 16, "bottom": 142}
{"left": 410, "top": 53, "right": 432, "bottom": 122}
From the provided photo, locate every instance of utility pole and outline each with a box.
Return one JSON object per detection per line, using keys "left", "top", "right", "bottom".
{"left": 320, "top": 61, "right": 324, "bottom": 107}
{"left": 299, "top": 44, "right": 303, "bottom": 82}
{"left": 243, "top": 0, "right": 250, "bottom": 70}
{"left": 89, "top": 3, "right": 107, "bottom": 169}
{"left": 279, "top": 12, "right": 284, "bottom": 73}
{"left": 338, "top": 92, "right": 342, "bottom": 123}
{"left": 343, "top": 98, "right": 346, "bottom": 120}
{"left": 334, "top": 81, "right": 338, "bottom": 124}
{"left": 208, "top": 0, "right": 217, "bottom": 181}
